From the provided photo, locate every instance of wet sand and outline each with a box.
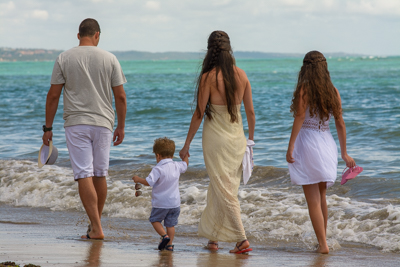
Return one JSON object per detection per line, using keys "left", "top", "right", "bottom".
{"left": 1, "top": 204, "right": 400, "bottom": 267}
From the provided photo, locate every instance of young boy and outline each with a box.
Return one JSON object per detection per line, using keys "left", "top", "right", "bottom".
{"left": 132, "top": 137, "right": 188, "bottom": 251}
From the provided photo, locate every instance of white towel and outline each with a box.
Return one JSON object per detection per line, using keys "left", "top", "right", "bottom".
{"left": 242, "top": 139, "right": 255, "bottom": 185}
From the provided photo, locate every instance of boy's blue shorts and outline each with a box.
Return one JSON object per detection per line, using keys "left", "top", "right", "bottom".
{"left": 149, "top": 207, "right": 180, "bottom": 227}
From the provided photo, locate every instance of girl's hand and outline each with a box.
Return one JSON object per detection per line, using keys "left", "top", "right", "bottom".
{"left": 286, "top": 147, "right": 295, "bottom": 163}
{"left": 342, "top": 154, "right": 356, "bottom": 168}
{"left": 179, "top": 145, "right": 190, "bottom": 160}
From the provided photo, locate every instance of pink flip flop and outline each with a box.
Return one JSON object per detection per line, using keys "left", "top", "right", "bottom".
{"left": 341, "top": 165, "right": 363, "bottom": 185}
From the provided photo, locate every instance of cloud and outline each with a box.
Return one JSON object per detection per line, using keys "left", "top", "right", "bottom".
{"left": 0, "top": 0, "right": 399, "bottom": 55}
{"left": 346, "top": 0, "right": 400, "bottom": 16}
{"left": 0, "top": 1, "right": 15, "bottom": 16}
{"left": 145, "top": 1, "right": 160, "bottom": 10}
{"left": 212, "top": 0, "right": 231, "bottom": 7}
{"left": 31, "top": 9, "right": 49, "bottom": 20}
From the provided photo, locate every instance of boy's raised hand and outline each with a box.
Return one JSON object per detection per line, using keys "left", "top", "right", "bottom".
{"left": 132, "top": 175, "right": 150, "bottom": 186}
{"left": 132, "top": 175, "right": 140, "bottom": 183}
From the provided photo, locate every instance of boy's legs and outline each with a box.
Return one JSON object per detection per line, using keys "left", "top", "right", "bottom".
{"left": 302, "top": 183, "right": 329, "bottom": 254}
{"left": 150, "top": 208, "right": 170, "bottom": 241}
{"left": 166, "top": 226, "right": 175, "bottom": 245}
{"left": 150, "top": 222, "right": 175, "bottom": 246}
{"left": 150, "top": 207, "right": 180, "bottom": 244}
{"left": 151, "top": 221, "right": 168, "bottom": 237}
{"left": 164, "top": 207, "right": 180, "bottom": 245}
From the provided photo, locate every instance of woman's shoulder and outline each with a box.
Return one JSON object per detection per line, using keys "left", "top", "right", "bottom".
{"left": 201, "top": 69, "right": 216, "bottom": 85}
{"left": 233, "top": 66, "right": 246, "bottom": 74}
{"left": 233, "top": 66, "right": 248, "bottom": 80}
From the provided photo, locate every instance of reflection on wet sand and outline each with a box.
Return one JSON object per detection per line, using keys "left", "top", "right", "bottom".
{"left": 153, "top": 250, "right": 174, "bottom": 266}
{"left": 311, "top": 254, "right": 329, "bottom": 267}
{"left": 84, "top": 240, "right": 103, "bottom": 267}
{"left": 196, "top": 252, "right": 251, "bottom": 267}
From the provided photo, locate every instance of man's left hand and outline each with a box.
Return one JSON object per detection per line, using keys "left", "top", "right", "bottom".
{"left": 113, "top": 127, "right": 124, "bottom": 146}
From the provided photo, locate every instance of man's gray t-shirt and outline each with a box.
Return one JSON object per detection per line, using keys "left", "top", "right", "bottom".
{"left": 50, "top": 46, "right": 127, "bottom": 132}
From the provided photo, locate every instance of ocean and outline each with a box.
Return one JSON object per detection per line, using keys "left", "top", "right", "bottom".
{"left": 0, "top": 56, "right": 399, "bottom": 253}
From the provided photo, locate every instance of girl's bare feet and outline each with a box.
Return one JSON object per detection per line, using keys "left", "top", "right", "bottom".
{"left": 81, "top": 231, "right": 105, "bottom": 240}
{"left": 81, "top": 226, "right": 105, "bottom": 240}
{"left": 207, "top": 240, "right": 219, "bottom": 250}
{"left": 229, "top": 240, "right": 250, "bottom": 253}
{"left": 316, "top": 244, "right": 329, "bottom": 254}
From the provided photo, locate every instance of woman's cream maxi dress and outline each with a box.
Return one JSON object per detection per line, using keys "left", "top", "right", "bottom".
{"left": 198, "top": 104, "right": 247, "bottom": 242}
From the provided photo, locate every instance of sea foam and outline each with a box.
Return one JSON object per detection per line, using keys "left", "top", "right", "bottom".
{"left": 1, "top": 159, "right": 400, "bottom": 252}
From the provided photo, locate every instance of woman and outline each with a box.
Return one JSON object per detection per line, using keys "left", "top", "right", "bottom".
{"left": 179, "top": 31, "right": 255, "bottom": 253}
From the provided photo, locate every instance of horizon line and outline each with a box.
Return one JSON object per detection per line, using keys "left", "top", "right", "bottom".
{"left": 1, "top": 47, "right": 398, "bottom": 57}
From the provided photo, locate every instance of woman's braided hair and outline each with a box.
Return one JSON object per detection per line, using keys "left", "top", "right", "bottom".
{"left": 194, "top": 31, "right": 239, "bottom": 123}
{"left": 290, "top": 50, "right": 342, "bottom": 121}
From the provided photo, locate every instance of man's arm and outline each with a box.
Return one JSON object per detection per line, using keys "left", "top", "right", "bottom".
{"left": 42, "top": 84, "right": 63, "bottom": 146}
{"left": 112, "top": 85, "right": 127, "bottom": 146}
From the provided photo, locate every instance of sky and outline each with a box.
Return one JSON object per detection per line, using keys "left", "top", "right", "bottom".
{"left": 0, "top": 0, "right": 399, "bottom": 56}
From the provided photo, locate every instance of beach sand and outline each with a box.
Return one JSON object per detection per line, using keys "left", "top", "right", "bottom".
{"left": 1, "top": 204, "right": 400, "bottom": 267}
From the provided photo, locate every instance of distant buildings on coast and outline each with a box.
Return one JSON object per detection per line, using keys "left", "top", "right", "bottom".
{"left": 0, "top": 48, "right": 63, "bottom": 62}
{"left": 0, "top": 47, "right": 369, "bottom": 62}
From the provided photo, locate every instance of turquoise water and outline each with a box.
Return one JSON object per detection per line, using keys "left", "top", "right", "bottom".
{"left": 1, "top": 57, "right": 400, "bottom": 251}
{"left": 1, "top": 57, "right": 399, "bottom": 178}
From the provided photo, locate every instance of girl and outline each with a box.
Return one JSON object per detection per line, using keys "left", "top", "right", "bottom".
{"left": 286, "top": 51, "right": 355, "bottom": 254}
{"left": 179, "top": 31, "right": 255, "bottom": 253}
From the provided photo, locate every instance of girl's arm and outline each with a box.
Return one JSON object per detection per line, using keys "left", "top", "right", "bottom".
{"left": 286, "top": 88, "right": 307, "bottom": 163}
{"left": 179, "top": 74, "right": 211, "bottom": 159}
{"left": 243, "top": 76, "right": 255, "bottom": 140}
{"left": 334, "top": 88, "right": 356, "bottom": 168}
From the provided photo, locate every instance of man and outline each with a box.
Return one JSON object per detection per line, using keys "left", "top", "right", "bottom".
{"left": 42, "top": 18, "right": 127, "bottom": 239}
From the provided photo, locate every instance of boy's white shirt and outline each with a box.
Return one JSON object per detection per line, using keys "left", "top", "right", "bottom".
{"left": 146, "top": 158, "right": 187, "bottom": 208}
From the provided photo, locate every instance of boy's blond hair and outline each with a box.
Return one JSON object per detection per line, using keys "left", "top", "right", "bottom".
{"left": 153, "top": 137, "right": 175, "bottom": 158}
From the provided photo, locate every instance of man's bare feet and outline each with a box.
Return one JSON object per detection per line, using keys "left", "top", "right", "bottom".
{"left": 316, "top": 244, "right": 329, "bottom": 254}
{"left": 229, "top": 240, "right": 250, "bottom": 253}
{"left": 207, "top": 241, "right": 219, "bottom": 250}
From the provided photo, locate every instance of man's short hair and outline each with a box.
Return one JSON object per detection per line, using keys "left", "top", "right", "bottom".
{"left": 79, "top": 18, "right": 101, "bottom": 37}
{"left": 153, "top": 137, "right": 175, "bottom": 158}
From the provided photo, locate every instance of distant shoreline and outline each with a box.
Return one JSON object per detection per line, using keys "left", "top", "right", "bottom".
{"left": 0, "top": 47, "right": 391, "bottom": 62}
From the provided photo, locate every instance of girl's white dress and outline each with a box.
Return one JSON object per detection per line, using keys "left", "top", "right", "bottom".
{"left": 288, "top": 107, "right": 338, "bottom": 188}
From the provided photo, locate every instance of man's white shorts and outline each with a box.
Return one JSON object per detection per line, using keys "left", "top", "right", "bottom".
{"left": 65, "top": 125, "right": 112, "bottom": 180}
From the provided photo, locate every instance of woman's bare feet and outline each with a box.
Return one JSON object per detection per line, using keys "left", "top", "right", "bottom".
{"left": 316, "top": 244, "right": 329, "bottom": 254}
{"left": 229, "top": 240, "right": 250, "bottom": 253}
{"left": 207, "top": 241, "right": 219, "bottom": 250}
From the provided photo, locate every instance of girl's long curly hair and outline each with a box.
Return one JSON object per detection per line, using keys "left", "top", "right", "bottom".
{"left": 194, "top": 30, "right": 239, "bottom": 123}
{"left": 290, "top": 51, "right": 341, "bottom": 121}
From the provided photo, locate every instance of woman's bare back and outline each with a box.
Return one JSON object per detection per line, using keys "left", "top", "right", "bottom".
{"left": 206, "top": 66, "right": 249, "bottom": 105}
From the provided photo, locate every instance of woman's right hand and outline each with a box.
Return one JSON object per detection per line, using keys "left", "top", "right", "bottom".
{"left": 179, "top": 145, "right": 190, "bottom": 160}
{"left": 342, "top": 154, "right": 356, "bottom": 168}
